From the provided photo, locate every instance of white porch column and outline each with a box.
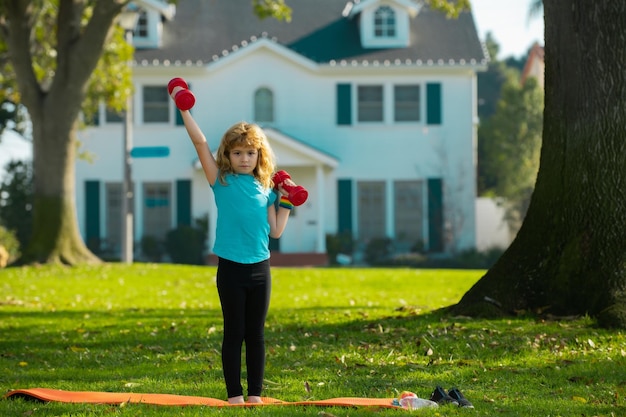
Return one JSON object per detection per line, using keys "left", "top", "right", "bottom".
{"left": 315, "top": 164, "right": 326, "bottom": 253}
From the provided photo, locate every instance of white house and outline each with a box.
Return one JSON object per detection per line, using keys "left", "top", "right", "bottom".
{"left": 75, "top": 0, "right": 488, "bottom": 264}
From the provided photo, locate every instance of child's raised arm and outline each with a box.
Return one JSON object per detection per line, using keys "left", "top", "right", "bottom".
{"left": 168, "top": 78, "right": 218, "bottom": 186}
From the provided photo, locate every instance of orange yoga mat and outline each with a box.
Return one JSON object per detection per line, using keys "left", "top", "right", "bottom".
{"left": 4, "top": 388, "right": 399, "bottom": 409}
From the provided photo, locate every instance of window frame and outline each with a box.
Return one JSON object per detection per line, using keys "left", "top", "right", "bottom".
{"left": 374, "top": 5, "right": 396, "bottom": 38}
{"left": 357, "top": 85, "right": 384, "bottom": 123}
{"left": 142, "top": 85, "right": 169, "bottom": 123}
{"left": 254, "top": 87, "right": 274, "bottom": 124}
{"left": 394, "top": 84, "right": 421, "bottom": 122}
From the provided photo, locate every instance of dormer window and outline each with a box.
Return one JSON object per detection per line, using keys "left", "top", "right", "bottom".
{"left": 134, "top": 10, "right": 149, "bottom": 38}
{"left": 353, "top": 1, "right": 413, "bottom": 49}
{"left": 129, "top": 2, "right": 177, "bottom": 50}
{"left": 374, "top": 6, "right": 396, "bottom": 38}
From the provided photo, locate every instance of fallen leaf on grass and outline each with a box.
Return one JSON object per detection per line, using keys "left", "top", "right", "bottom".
{"left": 69, "top": 346, "right": 87, "bottom": 353}
{"left": 572, "top": 396, "right": 587, "bottom": 403}
{"left": 263, "top": 379, "right": 282, "bottom": 386}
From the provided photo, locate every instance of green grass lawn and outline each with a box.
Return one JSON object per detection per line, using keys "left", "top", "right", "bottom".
{"left": 1, "top": 264, "right": 624, "bottom": 416}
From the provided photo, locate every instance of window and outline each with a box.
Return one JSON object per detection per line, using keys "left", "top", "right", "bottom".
{"left": 374, "top": 6, "right": 396, "bottom": 38}
{"left": 143, "top": 86, "right": 169, "bottom": 123}
{"left": 394, "top": 180, "right": 424, "bottom": 245}
{"left": 254, "top": 87, "right": 274, "bottom": 123}
{"left": 358, "top": 85, "right": 383, "bottom": 122}
{"left": 357, "top": 181, "right": 386, "bottom": 240}
{"left": 134, "top": 10, "right": 148, "bottom": 38}
{"left": 143, "top": 182, "right": 172, "bottom": 240}
{"left": 105, "top": 107, "right": 124, "bottom": 123}
{"left": 394, "top": 85, "right": 420, "bottom": 122}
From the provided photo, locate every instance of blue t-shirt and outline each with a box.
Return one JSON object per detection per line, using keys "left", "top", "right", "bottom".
{"left": 211, "top": 173, "right": 277, "bottom": 264}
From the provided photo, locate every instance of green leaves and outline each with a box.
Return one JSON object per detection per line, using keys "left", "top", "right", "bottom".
{"left": 427, "top": 0, "right": 471, "bottom": 18}
{"left": 252, "top": 0, "right": 292, "bottom": 22}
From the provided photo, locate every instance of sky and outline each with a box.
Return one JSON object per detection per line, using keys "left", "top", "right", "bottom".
{"left": 0, "top": 130, "right": 31, "bottom": 180}
{"left": 0, "top": 0, "right": 545, "bottom": 178}
{"left": 470, "top": 0, "right": 544, "bottom": 59}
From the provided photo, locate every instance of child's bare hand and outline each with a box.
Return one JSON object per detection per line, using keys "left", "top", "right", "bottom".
{"left": 276, "top": 184, "right": 289, "bottom": 197}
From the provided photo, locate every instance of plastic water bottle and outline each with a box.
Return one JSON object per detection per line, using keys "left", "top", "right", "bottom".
{"left": 396, "top": 391, "right": 438, "bottom": 410}
{"left": 399, "top": 396, "right": 439, "bottom": 410}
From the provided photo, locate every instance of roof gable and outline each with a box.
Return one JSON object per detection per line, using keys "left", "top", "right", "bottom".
{"left": 264, "top": 128, "right": 339, "bottom": 168}
{"left": 207, "top": 36, "right": 319, "bottom": 72}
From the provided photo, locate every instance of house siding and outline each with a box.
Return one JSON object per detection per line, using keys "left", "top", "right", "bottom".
{"left": 74, "top": 0, "right": 484, "bottom": 261}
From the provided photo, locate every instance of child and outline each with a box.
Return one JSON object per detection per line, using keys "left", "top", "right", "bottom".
{"left": 170, "top": 82, "right": 294, "bottom": 404}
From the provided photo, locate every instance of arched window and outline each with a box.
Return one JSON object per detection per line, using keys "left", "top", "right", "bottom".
{"left": 254, "top": 87, "right": 274, "bottom": 123}
{"left": 374, "top": 6, "right": 396, "bottom": 38}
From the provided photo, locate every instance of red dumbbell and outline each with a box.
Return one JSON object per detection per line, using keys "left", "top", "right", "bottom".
{"left": 273, "top": 170, "right": 308, "bottom": 206}
{"left": 167, "top": 77, "right": 196, "bottom": 111}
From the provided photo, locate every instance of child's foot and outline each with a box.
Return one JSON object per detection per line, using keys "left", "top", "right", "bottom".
{"left": 228, "top": 395, "right": 244, "bottom": 404}
{"left": 247, "top": 396, "right": 263, "bottom": 404}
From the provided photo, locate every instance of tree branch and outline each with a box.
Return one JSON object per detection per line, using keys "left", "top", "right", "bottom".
{"left": 4, "top": 0, "right": 42, "bottom": 113}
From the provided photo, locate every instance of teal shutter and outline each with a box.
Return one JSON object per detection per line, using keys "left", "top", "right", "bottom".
{"left": 175, "top": 109, "right": 184, "bottom": 126}
{"left": 176, "top": 179, "right": 191, "bottom": 226}
{"left": 337, "top": 179, "right": 352, "bottom": 233}
{"left": 426, "top": 83, "right": 442, "bottom": 125}
{"left": 336, "top": 83, "right": 352, "bottom": 125}
{"left": 85, "top": 181, "right": 100, "bottom": 250}
{"left": 175, "top": 83, "right": 189, "bottom": 126}
{"left": 427, "top": 178, "right": 444, "bottom": 252}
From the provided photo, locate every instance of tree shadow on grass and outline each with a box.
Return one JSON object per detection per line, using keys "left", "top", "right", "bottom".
{"left": 2, "top": 305, "right": 624, "bottom": 414}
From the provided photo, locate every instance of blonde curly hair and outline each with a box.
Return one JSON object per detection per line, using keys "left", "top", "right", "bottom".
{"left": 216, "top": 122, "right": 276, "bottom": 189}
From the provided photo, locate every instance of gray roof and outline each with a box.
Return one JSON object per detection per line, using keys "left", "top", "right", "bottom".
{"left": 135, "top": 0, "right": 487, "bottom": 65}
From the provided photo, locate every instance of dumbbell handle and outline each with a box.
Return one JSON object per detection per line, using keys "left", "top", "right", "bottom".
{"left": 273, "top": 170, "right": 308, "bottom": 206}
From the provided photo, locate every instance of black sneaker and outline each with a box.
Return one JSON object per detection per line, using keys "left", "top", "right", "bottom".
{"left": 429, "top": 386, "right": 459, "bottom": 406}
{"left": 448, "top": 387, "right": 474, "bottom": 408}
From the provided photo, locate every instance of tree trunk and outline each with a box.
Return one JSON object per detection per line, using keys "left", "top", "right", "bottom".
{"left": 20, "top": 107, "right": 100, "bottom": 265}
{"left": 452, "top": 0, "right": 626, "bottom": 328}
{"left": 3, "top": 0, "right": 123, "bottom": 265}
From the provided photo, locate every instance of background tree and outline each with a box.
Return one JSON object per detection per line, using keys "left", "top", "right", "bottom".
{"left": 478, "top": 76, "right": 543, "bottom": 234}
{"left": 477, "top": 33, "right": 514, "bottom": 120}
{"left": 453, "top": 0, "right": 626, "bottom": 329}
{"left": 0, "top": 160, "right": 33, "bottom": 251}
{"left": 0, "top": 0, "right": 138, "bottom": 264}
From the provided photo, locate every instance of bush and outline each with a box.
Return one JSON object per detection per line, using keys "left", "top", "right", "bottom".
{"left": 164, "top": 216, "right": 208, "bottom": 265}
{"left": 0, "top": 160, "right": 33, "bottom": 250}
{"left": 415, "top": 247, "right": 505, "bottom": 269}
{"left": 0, "top": 225, "right": 20, "bottom": 266}
{"left": 364, "top": 237, "right": 394, "bottom": 266}
{"left": 326, "top": 231, "right": 354, "bottom": 265}
{"left": 140, "top": 235, "right": 163, "bottom": 262}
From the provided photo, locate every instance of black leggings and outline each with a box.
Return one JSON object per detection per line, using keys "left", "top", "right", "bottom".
{"left": 216, "top": 257, "right": 271, "bottom": 398}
